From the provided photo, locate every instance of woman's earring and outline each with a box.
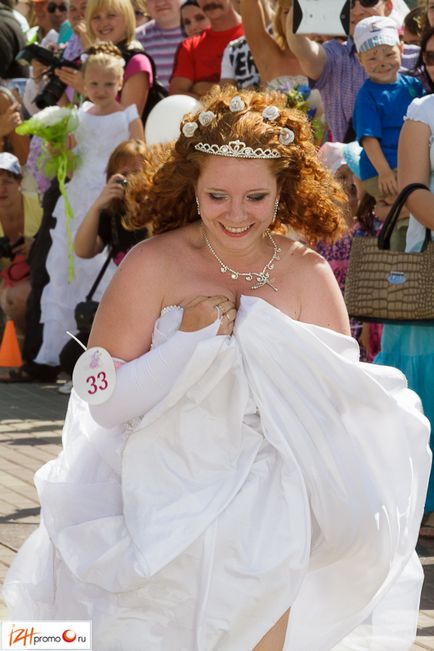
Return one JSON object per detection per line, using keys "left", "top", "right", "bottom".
{"left": 273, "top": 198, "right": 280, "bottom": 220}
{"left": 196, "top": 196, "right": 201, "bottom": 216}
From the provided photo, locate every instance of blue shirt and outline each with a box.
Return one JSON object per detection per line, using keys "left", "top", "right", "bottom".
{"left": 353, "top": 73, "right": 425, "bottom": 181}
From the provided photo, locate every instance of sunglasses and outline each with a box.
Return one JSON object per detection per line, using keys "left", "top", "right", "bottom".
{"left": 423, "top": 51, "right": 434, "bottom": 66}
{"left": 350, "top": 0, "right": 380, "bottom": 8}
{"left": 47, "top": 1, "right": 68, "bottom": 12}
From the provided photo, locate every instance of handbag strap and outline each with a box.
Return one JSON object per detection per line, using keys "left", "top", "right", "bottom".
{"left": 377, "top": 183, "right": 431, "bottom": 250}
{"left": 85, "top": 250, "right": 113, "bottom": 301}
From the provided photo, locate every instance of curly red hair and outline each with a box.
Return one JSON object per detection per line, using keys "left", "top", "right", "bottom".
{"left": 125, "top": 87, "right": 348, "bottom": 244}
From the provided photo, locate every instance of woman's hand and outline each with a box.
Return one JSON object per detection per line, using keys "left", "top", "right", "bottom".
{"left": 54, "top": 67, "right": 85, "bottom": 95}
{"left": 180, "top": 295, "right": 237, "bottom": 335}
{"left": 74, "top": 20, "right": 92, "bottom": 49}
{"left": 0, "top": 102, "right": 21, "bottom": 137}
{"left": 93, "top": 174, "right": 127, "bottom": 211}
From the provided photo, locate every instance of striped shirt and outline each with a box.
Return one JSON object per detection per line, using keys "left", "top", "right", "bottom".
{"left": 135, "top": 20, "right": 184, "bottom": 90}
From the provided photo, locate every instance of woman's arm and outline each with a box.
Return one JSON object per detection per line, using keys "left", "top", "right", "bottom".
{"left": 128, "top": 116, "right": 144, "bottom": 140}
{"left": 121, "top": 71, "right": 149, "bottom": 117}
{"left": 284, "top": 6, "right": 327, "bottom": 81}
{"left": 398, "top": 119, "right": 434, "bottom": 228}
{"left": 239, "top": 0, "right": 283, "bottom": 81}
{"left": 74, "top": 175, "right": 126, "bottom": 258}
{"left": 298, "top": 250, "right": 351, "bottom": 335}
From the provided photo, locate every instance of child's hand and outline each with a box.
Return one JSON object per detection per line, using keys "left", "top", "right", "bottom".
{"left": 378, "top": 169, "right": 398, "bottom": 197}
{"left": 94, "top": 174, "right": 127, "bottom": 210}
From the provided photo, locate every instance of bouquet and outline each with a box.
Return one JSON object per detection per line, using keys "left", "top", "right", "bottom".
{"left": 16, "top": 106, "right": 79, "bottom": 281}
{"left": 285, "top": 84, "right": 329, "bottom": 147}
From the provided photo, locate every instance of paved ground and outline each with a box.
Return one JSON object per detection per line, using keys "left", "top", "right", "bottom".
{"left": 0, "top": 379, "right": 433, "bottom": 649}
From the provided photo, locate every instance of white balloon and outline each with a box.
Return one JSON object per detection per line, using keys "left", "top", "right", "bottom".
{"left": 145, "top": 95, "right": 202, "bottom": 145}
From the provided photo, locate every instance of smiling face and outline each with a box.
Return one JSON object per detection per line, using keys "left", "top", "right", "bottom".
{"left": 181, "top": 3, "right": 210, "bottom": 36}
{"left": 195, "top": 156, "right": 278, "bottom": 256}
{"left": 69, "top": 0, "right": 87, "bottom": 29}
{"left": 146, "top": 0, "right": 181, "bottom": 27}
{"left": 89, "top": 6, "right": 127, "bottom": 42}
{"left": 358, "top": 42, "right": 402, "bottom": 83}
{"left": 83, "top": 63, "right": 123, "bottom": 108}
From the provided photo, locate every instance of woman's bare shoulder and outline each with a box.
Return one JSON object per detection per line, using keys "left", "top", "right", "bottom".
{"left": 278, "top": 237, "right": 350, "bottom": 335}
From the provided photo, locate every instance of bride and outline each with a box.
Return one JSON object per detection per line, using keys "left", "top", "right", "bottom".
{"left": 3, "top": 88, "right": 431, "bottom": 651}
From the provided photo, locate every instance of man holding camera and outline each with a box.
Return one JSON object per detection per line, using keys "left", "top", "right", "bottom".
{"left": 285, "top": 0, "right": 417, "bottom": 142}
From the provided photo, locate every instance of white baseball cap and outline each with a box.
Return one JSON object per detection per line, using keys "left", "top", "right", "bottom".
{"left": 354, "top": 16, "right": 400, "bottom": 54}
{"left": 0, "top": 152, "right": 22, "bottom": 176}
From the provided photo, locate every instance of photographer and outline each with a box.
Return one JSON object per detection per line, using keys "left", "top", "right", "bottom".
{"left": 0, "top": 153, "right": 42, "bottom": 335}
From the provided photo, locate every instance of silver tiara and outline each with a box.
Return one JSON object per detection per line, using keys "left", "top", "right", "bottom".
{"left": 194, "top": 139, "right": 281, "bottom": 159}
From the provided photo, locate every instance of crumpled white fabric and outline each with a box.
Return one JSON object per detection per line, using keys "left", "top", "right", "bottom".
{"left": 3, "top": 296, "right": 431, "bottom": 651}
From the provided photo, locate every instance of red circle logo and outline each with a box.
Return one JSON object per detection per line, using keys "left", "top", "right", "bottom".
{"left": 62, "top": 630, "right": 77, "bottom": 643}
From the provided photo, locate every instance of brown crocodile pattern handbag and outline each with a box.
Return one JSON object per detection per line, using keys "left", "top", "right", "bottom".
{"left": 344, "top": 183, "right": 434, "bottom": 323}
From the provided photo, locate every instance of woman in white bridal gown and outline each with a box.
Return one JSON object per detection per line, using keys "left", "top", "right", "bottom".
{"left": 3, "top": 88, "right": 431, "bottom": 651}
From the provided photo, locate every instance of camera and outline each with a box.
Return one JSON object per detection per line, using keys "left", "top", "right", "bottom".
{"left": 0, "top": 236, "right": 24, "bottom": 260}
{"left": 114, "top": 178, "right": 128, "bottom": 187}
{"left": 15, "top": 44, "right": 81, "bottom": 110}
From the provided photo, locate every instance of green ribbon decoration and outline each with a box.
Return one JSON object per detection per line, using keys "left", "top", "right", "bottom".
{"left": 16, "top": 107, "right": 79, "bottom": 283}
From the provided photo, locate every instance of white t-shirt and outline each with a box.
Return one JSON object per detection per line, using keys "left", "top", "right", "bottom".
{"left": 403, "top": 95, "right": 434, "bottom": 252}
{"left": 220, "top": 36, "right": 260, "bottom": 89}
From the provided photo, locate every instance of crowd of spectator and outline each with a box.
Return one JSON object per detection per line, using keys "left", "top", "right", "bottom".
{"left": 1, "top": 0, "right": 434, "bottom": 528}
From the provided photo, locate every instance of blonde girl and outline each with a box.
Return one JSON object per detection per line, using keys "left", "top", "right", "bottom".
{"left": 34, "top": 44, "right": 143, "bottom": 369}
{"left": 86, "top": 0, "right": 153, "bottom": 118}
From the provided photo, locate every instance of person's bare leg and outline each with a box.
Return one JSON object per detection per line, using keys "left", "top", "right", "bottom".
{"left": 253, "top": 609, "right": 290, "bottom": 651}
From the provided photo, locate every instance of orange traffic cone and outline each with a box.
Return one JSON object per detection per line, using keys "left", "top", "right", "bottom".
{"left": 0, "top": 320, "right": 23, "bottom": 368}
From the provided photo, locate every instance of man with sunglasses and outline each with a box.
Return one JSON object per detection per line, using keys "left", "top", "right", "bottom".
{"left": 46, "top": 0, "right": 73, "bottom": 43}
{"left": 285, "top": 0, "right": 417, "bottom": 142}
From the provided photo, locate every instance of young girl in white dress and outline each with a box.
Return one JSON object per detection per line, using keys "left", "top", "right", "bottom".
{"left": 34, "top": 43, "right": 144, "bottom": 367}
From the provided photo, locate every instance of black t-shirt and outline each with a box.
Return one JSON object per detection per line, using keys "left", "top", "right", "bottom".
{"left": 97, "top": 208, "right": 148, "bottom": 264}
{"left": 0, "top": 6, "right": 29, "bottom": 78}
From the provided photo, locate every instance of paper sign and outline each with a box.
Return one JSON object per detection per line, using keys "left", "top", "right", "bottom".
{"left": 293, "top": 0, "right": 351, "bottom": 36}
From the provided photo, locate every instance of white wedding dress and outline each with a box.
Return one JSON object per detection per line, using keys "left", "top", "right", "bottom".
{"left": 34, "top": 102, "right": 138, "bottom": 366}
{"left": 3, "top": 296, "right": 431, "bottom": 650}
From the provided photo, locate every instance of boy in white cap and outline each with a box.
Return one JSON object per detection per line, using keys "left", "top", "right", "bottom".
{"left": 353, "top": 15, "right": 424, "bottom": 201}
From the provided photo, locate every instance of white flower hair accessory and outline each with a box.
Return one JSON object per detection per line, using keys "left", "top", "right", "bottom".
{"left": 262, "top": 105, "right": 280, "bottom": 121}
{"left": 80, "top": 53, "right": 89, "bottom": 64}
{"left": 198, "top": 111, "right": 216, "bottom": 126}
{"left": 279, "top": 127, "right": 295, "bottom": 145}
{"left": 182, "top": 121, "right": 199, "bottom": 138}
{"left": 229, "top": 96, "right": 246, "bottom": 112}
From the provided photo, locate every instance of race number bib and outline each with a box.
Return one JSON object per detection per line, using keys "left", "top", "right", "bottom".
{"left": 72, "top": 346, "right": 116, "bottom": 405}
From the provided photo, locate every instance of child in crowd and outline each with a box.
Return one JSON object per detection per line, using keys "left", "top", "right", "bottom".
{"left": 34, "top": 43, "right": 143, "bottom": 371}
{"left": 353, "top": 15, "right": 425, "bottom": 201}
{"left": 180, "top": 0, "right": 210, "bottom": 38}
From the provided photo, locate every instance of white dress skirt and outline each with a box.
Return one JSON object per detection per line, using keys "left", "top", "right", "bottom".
{"left": 3, "top": 296, "right": 431, "bottom": 650}
{"left": 34, "top": 102, "right": 139, "bottom": 366}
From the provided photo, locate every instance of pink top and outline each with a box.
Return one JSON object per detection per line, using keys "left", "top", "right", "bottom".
{"left": 124, "top": 53, "right": 153, "bottom": 86}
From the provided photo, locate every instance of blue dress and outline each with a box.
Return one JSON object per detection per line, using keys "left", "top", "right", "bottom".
{"left": 376, "top": 324, "right": 434, "bottom": 511}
